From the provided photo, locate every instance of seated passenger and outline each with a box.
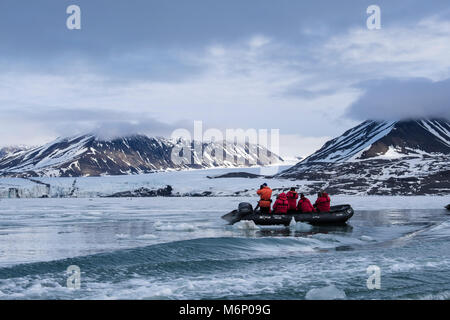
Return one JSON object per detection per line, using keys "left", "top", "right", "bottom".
{"left": 272, "top": 193, "right": 289, "bottom": 214}
{"left": 286, "top": 187, "right": 299, "bottom": 211}
{"left": 297, "top": 193, "right": 315, "bottom": 213}
{"left": 314, "top": 191, "right": 331, "bottom": 212}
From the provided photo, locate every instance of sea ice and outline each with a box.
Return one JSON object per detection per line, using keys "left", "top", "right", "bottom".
{"left": 305, "top": 285, "right": 346, "bottom": 300}
{"left": 289, "top": 218, "right": 313, "bottom": 232}
{"left": 154, "top": 221, "right": 197, "bottom": 232}
{"left": 233, "top": 220, "right": 260, "bottom": 230}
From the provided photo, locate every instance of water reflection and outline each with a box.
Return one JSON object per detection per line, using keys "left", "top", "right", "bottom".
{"left": 255, "top": 224, "right": 354, "bottom": 238}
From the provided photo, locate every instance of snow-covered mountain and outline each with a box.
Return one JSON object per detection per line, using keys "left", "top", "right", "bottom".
{"left": 278, "top": 119, "right": 450, "bottom": 195}
{"left": 0, "top": 146, "right": 31, "bottom": 160}
{"left": 0, "top": 134, "right": 283, "bottom": 177}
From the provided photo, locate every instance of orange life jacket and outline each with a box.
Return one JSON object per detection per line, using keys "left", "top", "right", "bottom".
{"left": 257, "top": 186, "right": 272, "bottom": 208}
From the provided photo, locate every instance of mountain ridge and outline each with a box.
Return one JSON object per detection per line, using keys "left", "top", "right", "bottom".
{"left": 0, "top": 134, "right": 283, "bottom": 177}
{"left": 0, "top": 145, "right": 32, "bottom": 160}
{"left": 278, "top": 119, "right": 450, "bottom": 195}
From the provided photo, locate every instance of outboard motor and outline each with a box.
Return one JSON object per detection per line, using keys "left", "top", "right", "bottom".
{"left": 238, "top": 202, "right": 253, "bottom": 215}
{"left": 221, "top": 202, "right": 254, "bottom": 225}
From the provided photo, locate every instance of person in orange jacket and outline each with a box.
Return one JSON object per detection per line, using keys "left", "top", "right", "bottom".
{"left": 272, "top": 193, "right": 289, "bottom": 214}
{"left": 314, "top": 191, "right": 331, "bottom": 212}
{"left": 286, "top": 187, "right": 299, "bottom": 211}
{"left": 256, "top": 183, "right": 272, "bottom": 213}
{"left": 297, "top": 193, "right": 315, "bottom": 213}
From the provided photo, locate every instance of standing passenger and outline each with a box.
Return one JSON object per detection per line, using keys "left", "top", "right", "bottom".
{"left": 256, "top": 183, "right": 272, "bottom": 214}
{"left": 286, "top": 187, "right": 299, "bottom": 211}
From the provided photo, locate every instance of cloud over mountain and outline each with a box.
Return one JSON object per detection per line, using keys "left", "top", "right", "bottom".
{"left": 346, "top": 78, "right": 450, "bottom": 121}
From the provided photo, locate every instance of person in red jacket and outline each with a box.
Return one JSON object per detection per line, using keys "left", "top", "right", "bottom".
{"left": 272, "top": 193, "right": 289, "bottom": 214}
{"left": 314, "top": 191, "right": 331, "bottom": 212}
{"left": 286, "top": 187, "right": 299, "bottom": 211}
{"left": 297, "top": 193, "right": 315, "bottom": 213}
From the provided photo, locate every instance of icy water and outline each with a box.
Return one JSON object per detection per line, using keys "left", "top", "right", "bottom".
{"left": 0, "top": 197, "right": 449, "bottom": 300}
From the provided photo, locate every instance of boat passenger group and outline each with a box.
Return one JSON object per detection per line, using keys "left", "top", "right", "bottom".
{"left": 256, "top": 183, "right": 331, "bottom": 214}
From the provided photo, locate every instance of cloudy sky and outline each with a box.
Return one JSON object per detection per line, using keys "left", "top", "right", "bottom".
{"left": 0, "top": 0, "right": 449, "bottom": 158}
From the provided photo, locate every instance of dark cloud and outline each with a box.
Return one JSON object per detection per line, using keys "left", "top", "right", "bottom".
{"left": 346, "top": 78, "right": 450, "bottom": 121}
{"left": 2, "top": 107, "right": 188, "bottom": 140}
{"left": 92, "top": 119, "right": 187, "bottom": 140}
{"left": 282, "top": 85, "right": 339, "bottom": 99}
{"left": 1, "top": 0, "right": 446, "bottom": 63}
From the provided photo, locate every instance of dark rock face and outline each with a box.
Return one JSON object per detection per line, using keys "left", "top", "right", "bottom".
{"left": 107, "top": 185, "right": 173, "bottom": 198}
{"left": 300, "top": 121, "right": 397, "bottom": 163}
{"left": 106, "top": 185, "right": 218, "bottom": 198}
{"left": 207, "top": 172, "right": 264, "bottom": 179}
{"left": 360, "top": 120, "right": 450, "bottom": 158}
{"left": 278, "top": 119, "right": 450, "bottom": 195}
{"left": 0, "top": 134, "right": 282, "bottom": 177}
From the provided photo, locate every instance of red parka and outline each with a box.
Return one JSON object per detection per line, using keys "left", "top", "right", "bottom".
{"left": 286, "top": 191, "right": 299, "bottom": 211}
{"left": 297, "top": 197, "right": 315, "bottom": 213}
{"left": 273, "top": 193, "right": 289, "bottom": 214}
{"left": 315, "top": 192, "right": 331, "bottom": 212}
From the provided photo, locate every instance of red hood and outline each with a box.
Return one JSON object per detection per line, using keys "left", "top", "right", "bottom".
{"left": 277, "top": 193, "right": 287, "bottom": 200}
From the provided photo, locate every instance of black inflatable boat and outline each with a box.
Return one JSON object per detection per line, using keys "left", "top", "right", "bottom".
{"left": 222, "top": 202, "right": 354, "bottom": 226}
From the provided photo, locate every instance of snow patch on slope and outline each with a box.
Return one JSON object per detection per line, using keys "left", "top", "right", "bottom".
{"left": 303, "top": 121, "right": 396, "bottom": 163}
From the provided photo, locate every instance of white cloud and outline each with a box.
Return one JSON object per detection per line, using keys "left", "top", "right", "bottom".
{"left": 0, "top": 34, "right": 359, "bottom": 149}
{"left": 207, "top": 45, "right": 226, "bottom": 57}
{"left": 248, "top": 35, "right": 271, "bottom": 48}
{"left": 279, "top": 134, "right": 331, "bottom": 159}
{"left": 320, "top": 16, "right": 450, "bottom": 81}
